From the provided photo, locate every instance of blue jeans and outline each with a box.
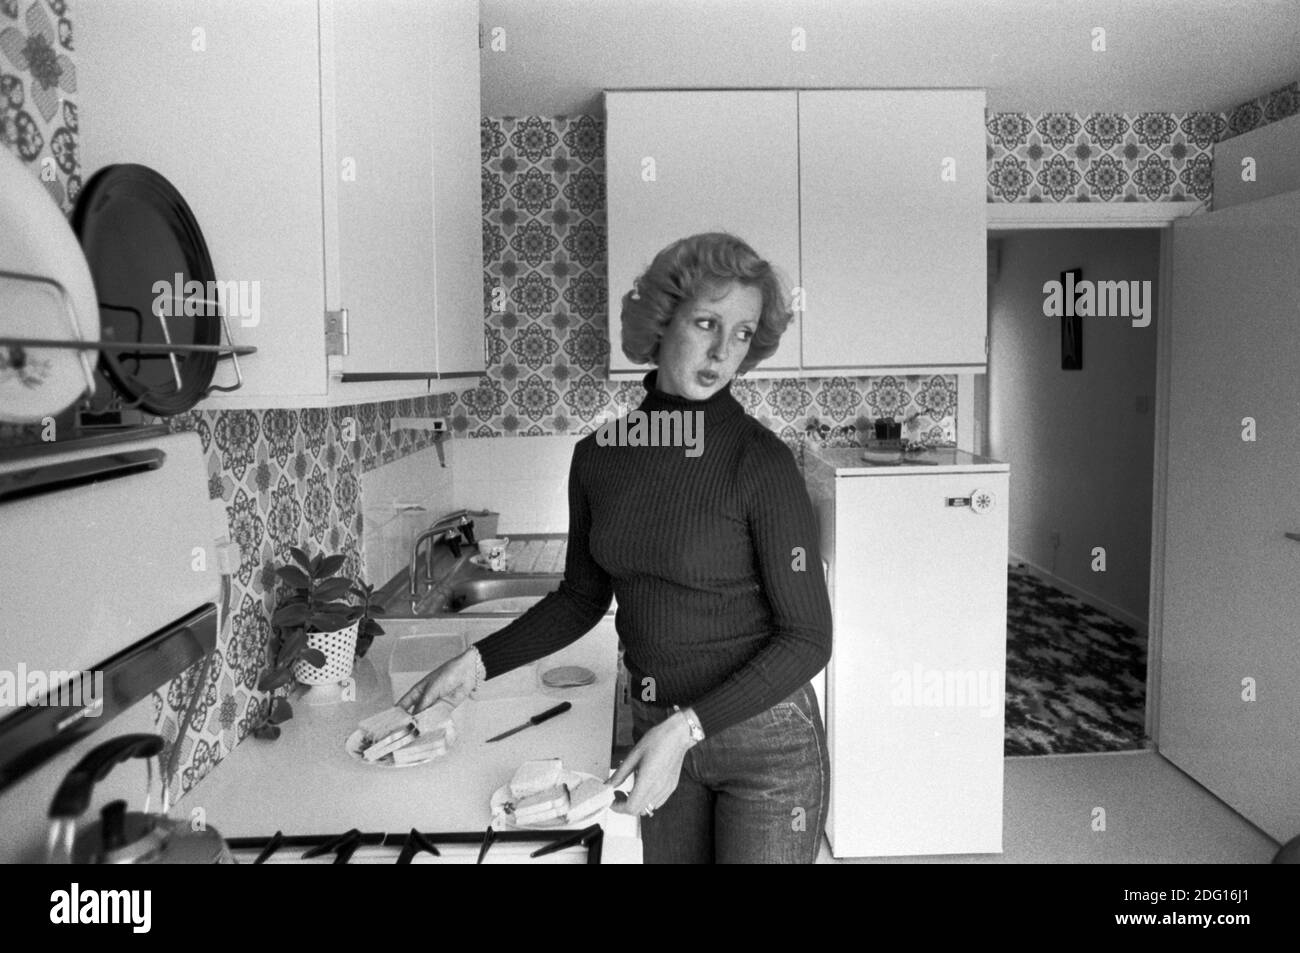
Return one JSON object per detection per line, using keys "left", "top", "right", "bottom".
{"left": 631, "top": 682, "right": 829, "bottom": 864}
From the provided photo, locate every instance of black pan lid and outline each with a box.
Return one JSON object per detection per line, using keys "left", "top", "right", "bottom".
{"left": 71, "top": 164, "right": 219, "bottom": 416}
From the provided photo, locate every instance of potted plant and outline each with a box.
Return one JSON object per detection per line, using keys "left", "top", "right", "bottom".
{"left": 252, "top": 546, "right": 386, "bottom": 739}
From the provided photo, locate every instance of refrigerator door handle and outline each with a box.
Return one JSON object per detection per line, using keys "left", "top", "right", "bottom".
{"left": 945, "top": 488, "right": 996, "bottom": 514}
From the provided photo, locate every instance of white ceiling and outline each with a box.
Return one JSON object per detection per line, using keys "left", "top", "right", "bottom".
{"left": 480, "top": 0, "right": 1300, "bottom": 116}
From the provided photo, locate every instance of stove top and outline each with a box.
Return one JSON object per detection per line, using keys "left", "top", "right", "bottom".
{"left": 225, "top": 826, "right": 605, "bottom": 864}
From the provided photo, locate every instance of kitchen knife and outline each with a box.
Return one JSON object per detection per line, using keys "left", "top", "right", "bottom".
{"left": 485, "top": 701, "right": 572, "bottom": 743}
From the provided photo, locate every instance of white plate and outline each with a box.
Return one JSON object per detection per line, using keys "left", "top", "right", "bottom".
{"left": 344, "top": 728, "right": 449, "bottom": 768}
{"left": 470, "top": 554, "right": 513, "bottom": 571}
{"left": 490, "top": 770, "right": 613, "bottom": 829}
{"left": 0, "top": 147, "right": 98, "bottom": 423}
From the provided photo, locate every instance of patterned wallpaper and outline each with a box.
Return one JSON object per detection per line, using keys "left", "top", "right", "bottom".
{"left": 986, "top": 110, "right": 1222, "bottom": 203}
{"left": 157, "top": 393, "right": 454, "bottom": 796}
{"left": 1221, "top": 80, "right": 1299, "bottom": 140}
{"left": 449, "top": 115, "right": 959, "bottom": 455}
{"left": 985, "top": 79, "right": 1299, "bottom": 203}
{"left": 0, "top": 0, "right": 78, "bottom": 212}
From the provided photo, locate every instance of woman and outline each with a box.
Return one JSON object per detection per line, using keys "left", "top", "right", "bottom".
{"left": 400, "top": 232, "right": 832, "bottom": 864}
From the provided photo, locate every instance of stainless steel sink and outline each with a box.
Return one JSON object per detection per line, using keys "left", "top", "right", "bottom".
{"left": 445, "top": 576, "right": 561, "bottom": 612}
{"left": 376, "top": 532, "right": 594, "bottom": 619}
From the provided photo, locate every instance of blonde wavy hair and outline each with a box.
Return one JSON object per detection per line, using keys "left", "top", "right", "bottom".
{"left": 619, "top": 232, "right": 793, "bottom": 373}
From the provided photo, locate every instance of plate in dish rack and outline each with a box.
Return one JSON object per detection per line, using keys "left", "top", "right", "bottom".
{"left": 345, "top": 728, "right": 450, "bottom": 768}
{"left": 489, "top": 770, "right": 611, "bottom": 829}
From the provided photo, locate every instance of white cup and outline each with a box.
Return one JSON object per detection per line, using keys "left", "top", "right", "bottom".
{"left": 477, "top": 537, "right": 509, "bottom": 570}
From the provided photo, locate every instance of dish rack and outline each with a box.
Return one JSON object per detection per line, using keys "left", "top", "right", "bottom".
{"left": 0, "top": 267, "right": 258, "bottom": 406}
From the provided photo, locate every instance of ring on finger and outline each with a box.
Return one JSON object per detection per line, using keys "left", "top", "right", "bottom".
{"left": 643, "top": 801, "right": 656, "bottom": 817}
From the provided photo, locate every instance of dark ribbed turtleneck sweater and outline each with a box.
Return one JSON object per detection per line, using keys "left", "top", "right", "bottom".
{"left": 473, "top": 370, "right": 833, "bottom": 736}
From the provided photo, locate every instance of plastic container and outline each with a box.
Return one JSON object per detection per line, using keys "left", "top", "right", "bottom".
{"left": 388, "top": 633, "right": 466, "bottom": 703}
{"left": 388, "top": 631, "right": 540, "bottom": 702}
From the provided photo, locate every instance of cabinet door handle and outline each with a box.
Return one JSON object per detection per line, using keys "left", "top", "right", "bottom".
{"left": 0, "top": 448, "right": 165, "bottom": 504}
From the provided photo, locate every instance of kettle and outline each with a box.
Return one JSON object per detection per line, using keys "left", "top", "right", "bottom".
{"left": 46, "top": 733, "right": 234, "bottom": 864}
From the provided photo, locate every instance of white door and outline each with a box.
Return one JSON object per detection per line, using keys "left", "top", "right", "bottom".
{"left": 1160, "top": 189, "right": 1300, "bottom": 841}
{"left": 604, "top": 91, "right": 801, "bottom": 374}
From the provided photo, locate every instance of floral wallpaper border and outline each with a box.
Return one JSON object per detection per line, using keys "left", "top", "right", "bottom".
{"left": 986, "top": 110, "right": 1221, "bottom": 203}
{"left": 986, "top": 78, "right": 1300, "bottom": 204}
{"left": 1221, "top": 80, "right": 1299, "bottom": 140}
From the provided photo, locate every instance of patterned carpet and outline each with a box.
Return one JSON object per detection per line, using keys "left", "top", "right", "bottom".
{"left": 1004, "top": 564, "right": 1150, "bottom": 755}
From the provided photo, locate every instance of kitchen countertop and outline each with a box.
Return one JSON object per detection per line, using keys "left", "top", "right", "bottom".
{"left": 807, "top": 445, "right": 1009, "bottom": 475}
{"left": 191, "top": 623, "right": 640, "bottom": 862}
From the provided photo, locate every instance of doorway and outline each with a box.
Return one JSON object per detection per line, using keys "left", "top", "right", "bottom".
{"left": 979, "top": 228, "right": 1161, "bottom": 755}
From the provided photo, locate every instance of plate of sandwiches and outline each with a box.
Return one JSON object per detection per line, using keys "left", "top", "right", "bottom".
{"left": 346, "top": 700, "right": 459, "bottom": 768}
{"left": 490, "top": 758, "right": 616, "bottom": 829}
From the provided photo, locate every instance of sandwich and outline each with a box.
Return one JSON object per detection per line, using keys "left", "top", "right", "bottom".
{"left": 508, "top": 759, "right": 563, "bottom": 799}
{"left": 358, "top": 706, "right": 417, "bottom": 761}
{"left": 390, "top": 726, "right": 453, "bottom": 765}
{"left": 512, "top": 784, "right": 569, "bottom": 824}
{"left": 504, "top": 759, "right": 568, "bottom": 823}
{"left": 563, "top": 777, "right": 614, "bottom": 822}
{"left": 410, "top": 699, "right": 457, "bottom": 736}
{"left": 357, "top": 702, "right": 458, "bottom": 763}
{"left": 358, "top": 706, "right": 415, "bottom": 745}
{"left": 361, "top": 723, "right": 417, "bottom": 762}
{"left": 501, "top": 760, "right": 613, "bottom": 825}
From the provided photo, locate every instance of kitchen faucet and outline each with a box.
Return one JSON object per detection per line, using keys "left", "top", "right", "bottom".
{"left": 409, "top": 512, "right": 477, "bottom": 603}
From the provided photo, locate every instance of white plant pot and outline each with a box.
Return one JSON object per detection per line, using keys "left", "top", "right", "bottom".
{"left": 293, "top": 621, "right": 359, "bottom": 685}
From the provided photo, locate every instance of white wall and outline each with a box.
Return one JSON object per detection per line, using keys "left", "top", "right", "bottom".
{"left": 451, "top": 434, "right": 580, "bottom": 535}
{"left": 360, "top": 444, "right": 455, "bottom": 588}
{"left": 987, "top": 229, "right": 1159, "bottom": 626}
{"left": 360, "top": 433, "right": 579, "bottom": 590}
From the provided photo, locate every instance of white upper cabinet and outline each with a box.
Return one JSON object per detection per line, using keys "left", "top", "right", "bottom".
{"left": 78, "top": 0, "right": 484, "bottom": 407}
{"left": 799, "top": 90, "right": 987, "bottom": 371}
{"left": 324, "top": 0, "right": 484, "bottom": 382}
{"left": 79, "top": 0, "right": 330, "bottom": 402}
{"left": 605, "top": 88, "right": 987, "bottom": 376}
{"left": 605, "top": 91, "right": 801, "bottom": 375}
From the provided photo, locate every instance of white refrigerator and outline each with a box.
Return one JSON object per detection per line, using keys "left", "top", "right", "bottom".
{"left": 805, "top": 447, "right": 1010, "bottom": 857}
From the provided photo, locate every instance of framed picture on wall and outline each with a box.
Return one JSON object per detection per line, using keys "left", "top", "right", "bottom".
{"left": 1061, "top": 268, "right": 1083, "bottom": 370}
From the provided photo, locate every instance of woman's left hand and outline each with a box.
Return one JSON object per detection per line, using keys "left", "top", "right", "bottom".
{"left": 607, "top": 713, "right": 694, "bottom": 816}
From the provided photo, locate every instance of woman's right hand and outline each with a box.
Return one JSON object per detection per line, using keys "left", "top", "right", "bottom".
{"left": 396, "top": 647, "right": 480, "bottom": 715}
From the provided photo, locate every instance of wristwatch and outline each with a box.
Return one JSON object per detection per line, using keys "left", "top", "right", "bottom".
{"left": 672, "top": 705, "right": 706, "bottom": 744}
